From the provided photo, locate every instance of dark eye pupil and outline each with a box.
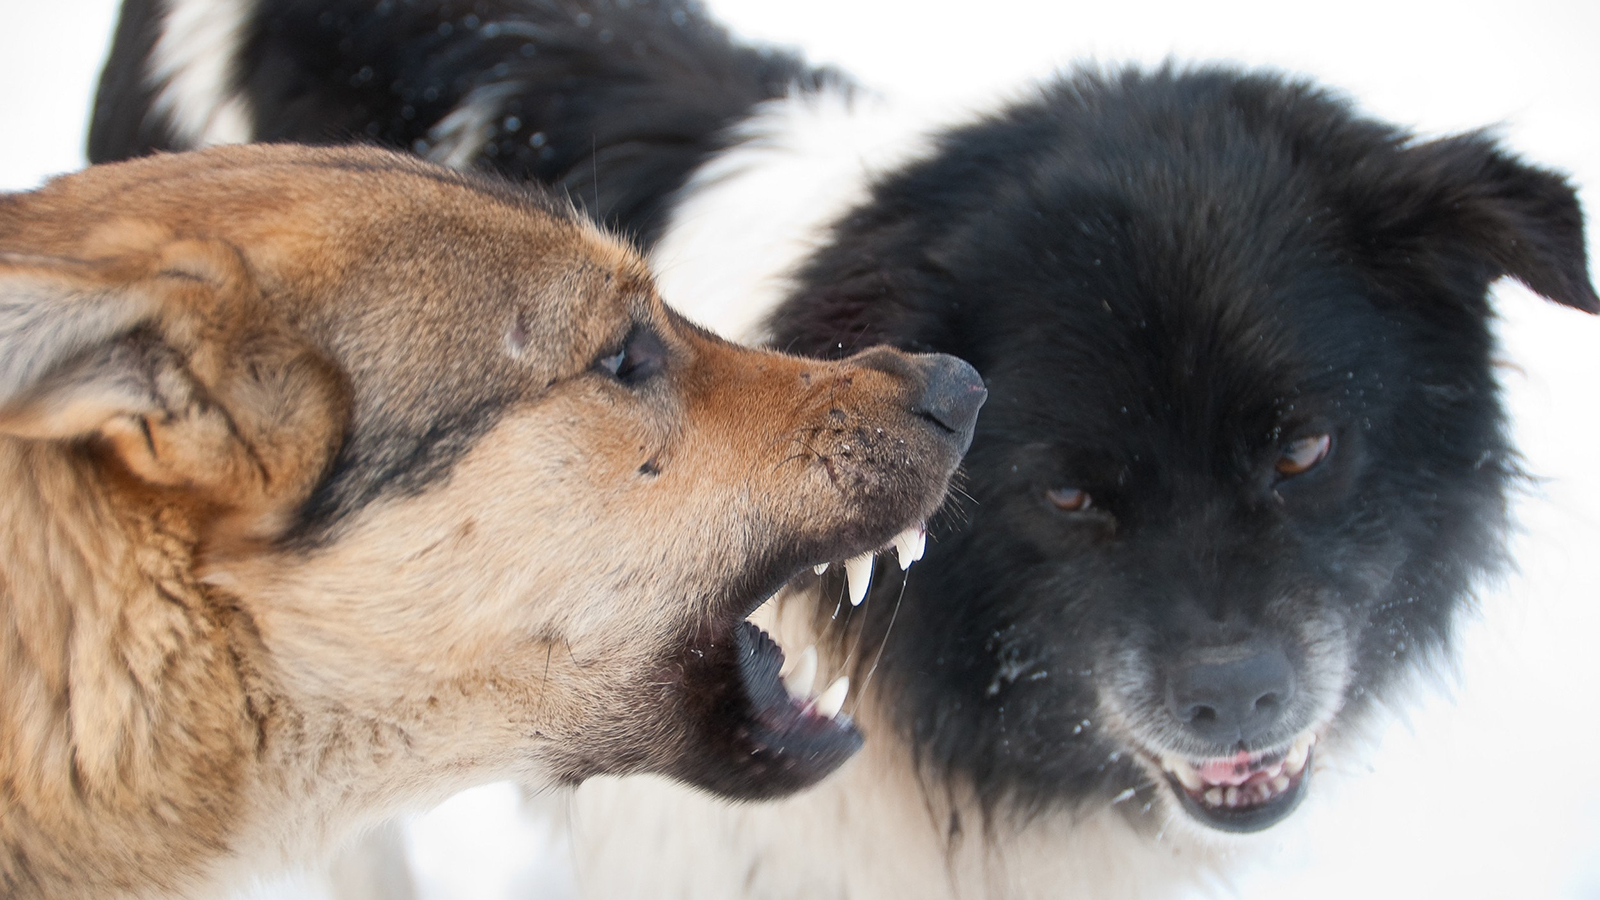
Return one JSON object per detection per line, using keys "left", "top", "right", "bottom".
{"left": 1048, "top": 487, "right": 1091, "bottom": 511}
{"left": 596, "top": 327, "right": 666, "bottom": 385}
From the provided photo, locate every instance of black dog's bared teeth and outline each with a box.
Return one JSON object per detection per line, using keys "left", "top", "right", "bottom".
{"left": 1163, "top": 743, "right": 1316, "bottom": 834}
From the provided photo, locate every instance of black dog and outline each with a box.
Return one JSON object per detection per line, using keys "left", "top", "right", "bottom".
{"left": 89, "top": 0, "right": 1597, "bottom": 895}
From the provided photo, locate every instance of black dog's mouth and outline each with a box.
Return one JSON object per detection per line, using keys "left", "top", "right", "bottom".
{"left": 1149, "top": 731, "right": 1316, "bottom": 833}
{"left": 672, "top": 522, "right": 927, "bottom": 799}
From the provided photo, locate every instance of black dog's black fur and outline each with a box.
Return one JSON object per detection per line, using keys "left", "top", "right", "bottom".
{"left": 91, "top": 0, "right": 1597, "bottom": 838}
{"left": 773, "top": 70, "right": 1596, "bottom": 816}
{"left": 90, "top": 0, "right": 839, "bottom": 246}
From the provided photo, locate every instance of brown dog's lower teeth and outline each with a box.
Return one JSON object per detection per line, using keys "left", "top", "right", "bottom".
{"left": 812, "top": 676, "right": 849, "bottom": 719}
{"left": 782, "top": 646, "right": 818, "bottom": 700}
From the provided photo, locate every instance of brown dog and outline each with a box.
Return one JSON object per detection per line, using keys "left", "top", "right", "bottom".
{"left": 0, "top": 143, "right": 984, "bottom": 900}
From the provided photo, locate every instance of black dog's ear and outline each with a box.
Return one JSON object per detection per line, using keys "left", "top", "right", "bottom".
{"left": 1358, "top": 132, "right": 1598, "bottom": 313}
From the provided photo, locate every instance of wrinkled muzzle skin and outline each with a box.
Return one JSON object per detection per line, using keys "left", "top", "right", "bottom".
{"left": 223, "top": 319, "right": 978, "bottom": 796}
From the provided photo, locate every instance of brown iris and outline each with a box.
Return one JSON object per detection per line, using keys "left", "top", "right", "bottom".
{"left": 1275, "top": 433, "right": 1332, "bottom": 477}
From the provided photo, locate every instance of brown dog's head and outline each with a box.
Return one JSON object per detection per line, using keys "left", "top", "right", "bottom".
{"left": 0, "top": 144, "right": 983, "bottom": 805}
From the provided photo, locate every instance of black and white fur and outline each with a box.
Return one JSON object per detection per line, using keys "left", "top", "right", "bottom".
{"left": 89, "top": 1, "right": 1599, "bottom": 897}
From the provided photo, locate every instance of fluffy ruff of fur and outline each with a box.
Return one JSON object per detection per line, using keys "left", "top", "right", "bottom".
{"left": 0, "top": 143, "right": 979, "bottom": 899}
{"left": 86, "top": 0, "right": 1599, "bottom": 896}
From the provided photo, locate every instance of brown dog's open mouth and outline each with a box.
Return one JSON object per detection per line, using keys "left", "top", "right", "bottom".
{"left": 1151, "top": 731, "right": 1316, "bottom": 833}
{"left": 732, "top": 621, "right": 858, "bottom": 757}
{"left": 736, "top": 523, "right": 928, "bottom": 739}
{"left": 738, "top": 522, "right": 929, "bottom": 749}
{"left": 675, "top": 522, "right": 927, "bottom": 799}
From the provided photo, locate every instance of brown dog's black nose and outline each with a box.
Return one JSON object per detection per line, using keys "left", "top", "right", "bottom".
{"left": 851, "top": 348, "right": 987, "bottom": 453}
{"left": 909, "top": 354, "right": 987, "bottom": 454}
{"left": 1167, "top": 644, "right": 1297, "bottom": 746}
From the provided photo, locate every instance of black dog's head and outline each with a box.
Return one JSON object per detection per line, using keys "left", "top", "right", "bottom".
{"left": 771, "top": 68, "right": 1596, "bottom": 835}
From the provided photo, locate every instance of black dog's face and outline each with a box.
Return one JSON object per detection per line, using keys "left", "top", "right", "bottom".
{"left": 778, "top": 70, "right": 1596, "bottom": 835}
{"left": 919, "top": 207, "right": 1510, "bottom": 834}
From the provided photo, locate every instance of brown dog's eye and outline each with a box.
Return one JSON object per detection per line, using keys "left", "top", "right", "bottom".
{"left": 1276, "top": 433, "right": 1332, "bottom": 477}
{"left": 596, "top": 326, "right": 667, "bottom": 386}
{"left": 1047, "top": 487, "right": 1092, "bottom": 512}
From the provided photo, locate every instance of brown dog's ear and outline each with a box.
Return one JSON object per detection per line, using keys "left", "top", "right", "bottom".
{"left": 0, "top": 239, "right": 348, "bottom": 539}
{"left": 1358, "top": 132, "right": 1599, "bottom": 314}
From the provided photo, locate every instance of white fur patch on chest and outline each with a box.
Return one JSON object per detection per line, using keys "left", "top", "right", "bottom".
{"left": 649, "top": 87, "right": 972, "bottom": 345}
{"left": 149, "top": 0, "right": 256, "bottom": 146}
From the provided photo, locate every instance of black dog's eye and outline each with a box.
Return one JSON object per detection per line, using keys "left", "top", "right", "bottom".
{"left": 595, "top": 326, "right": 667, "bottom": 386}
{"left": 1046, "top": 487, "right": 1093, "bottom": 512}
{"left": 1275, "top": 433, "right": 1332, "bottom": 478}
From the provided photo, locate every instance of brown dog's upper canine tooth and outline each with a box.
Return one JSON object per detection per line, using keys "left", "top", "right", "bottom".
{"left": 892, "top": 524, "right": 927, "bottom": 570}
{"left": 844, "top": 553, "right": 874, "bottom": 606}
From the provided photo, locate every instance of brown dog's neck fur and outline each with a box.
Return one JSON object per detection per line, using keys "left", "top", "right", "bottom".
{"left": 0, "top": 439, "right": 260, "bottom": 898}
{"left": 1, "top": 437, "right": 516, "bottom": 899}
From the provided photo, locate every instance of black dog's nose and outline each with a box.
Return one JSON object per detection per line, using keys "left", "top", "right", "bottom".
{"left": 909, "top": 354, "right": 986, "bottom": 454}
{"left": 1166, "top": 644, "right": 1297, "bottom": 746}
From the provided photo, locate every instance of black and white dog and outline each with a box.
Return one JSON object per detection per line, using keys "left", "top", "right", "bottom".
{"left": 89, "top": 1, "right": 1598, "bottom": 897}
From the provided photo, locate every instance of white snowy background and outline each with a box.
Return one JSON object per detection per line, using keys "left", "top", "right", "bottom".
{"left": 3, "top": 0, "right": 1597, "bottom": 898}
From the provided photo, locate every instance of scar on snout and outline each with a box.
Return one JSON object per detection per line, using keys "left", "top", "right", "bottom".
{"left": 639, "top": 459, "right": 662, "bottom": 476}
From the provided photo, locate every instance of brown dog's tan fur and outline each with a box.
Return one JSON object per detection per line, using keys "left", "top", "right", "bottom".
{"left": 0, "top": 144, "right": 967, "bottom": 899}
